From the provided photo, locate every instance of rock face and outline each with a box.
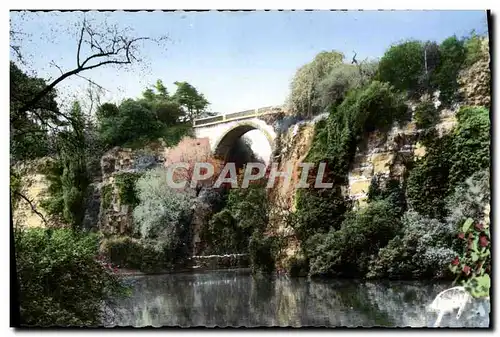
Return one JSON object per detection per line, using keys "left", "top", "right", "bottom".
{"left": 99, "top": 141, "right": 167, "bottom": 234}
{"left": 12, "top": 160, "right": 52, "bottom": 228}
{"left": 458, "top": 38, "right": 491, "bottom": 108}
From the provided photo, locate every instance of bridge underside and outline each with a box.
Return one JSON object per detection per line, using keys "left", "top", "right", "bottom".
{"left": 214, "top": 124, "right": 259, "bottom": 160}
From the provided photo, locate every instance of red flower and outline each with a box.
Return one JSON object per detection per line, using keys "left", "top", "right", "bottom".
{"left": 479, "top": 235, "right": 489, "bottom": 247}
{"left": 463, "top": 265, "right": 471, "bottom": 275}
{"left": 458, "top": 232, "right": 465, "bottom": 239}
{"left": 113, "top": 267, "right": 118, "bottom": 273}
{"left": 451, "top": 256, "right": 460, "bottom": 266}
{"left": 475, "top": 223, "right": 484, "bottom": 231}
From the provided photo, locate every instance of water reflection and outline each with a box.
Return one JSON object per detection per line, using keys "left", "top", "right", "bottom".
{"left": 103, "top": 270, "right": 489, "bottom": 327}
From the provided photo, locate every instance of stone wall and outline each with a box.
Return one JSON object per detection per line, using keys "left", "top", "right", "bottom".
{"left": 99, "top": 141, "right": 168, "bottom": 234}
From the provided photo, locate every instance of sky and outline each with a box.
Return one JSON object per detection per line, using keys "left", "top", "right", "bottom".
{"left": 11, "top": 10, "right": 488, "bottom": 114}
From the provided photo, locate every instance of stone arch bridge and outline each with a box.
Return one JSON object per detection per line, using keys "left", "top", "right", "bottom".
{"left": 193, "top": 106, "right": 285, "bottom": 161}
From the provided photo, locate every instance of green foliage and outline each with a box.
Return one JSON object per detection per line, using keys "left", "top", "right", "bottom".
{"left": 450, "top": 216, "right": 490, "bottom": 298}
{"left": 377, "top": 41, "right": 425, "bottom": 94}
{"left": 133, "top": 168, "right": 193, "bottom": 259}
{"left": 39, "top": 159, "right": 65, "bottom": 218}
{"left": 15, "top": 228, "right": 127, "bottom": 326}
{"left": 295, "top": 82, "right": 406, "bottom": 241}
{"left": 314, "top": 61, "right": 378, "bottom": 112}
{"left": 100, "top": 236, "right": 175, "bottom": 272}
{"left": 449, "top": 106, "right": 490, "bottom": 189}
{"left": 406, "top": 131, "right": 453, "bottom": 219}
{"left": 414, "top": 99, "right": 439, "bottom": 129}
{"left": 101, "top": 184, "right": 113, "bottom": 211}
{"left": 160, "top": 122, "right": 194, "bottom": 147}
{"left": 367, "top": 211, "right": 456, "bottom": 280}
{"left": 367, "top": 176, "right": 407, "bottom": 215}
{"left": 203, "top": 181, "right": 269, "bottom": 255}
{"left": 431, "top": 36, "right": 466, "bottom": 105}
{"left": 248, "top": 231, "right": 277, "bottom": 274}
{"left": 288, "top": 51, "right": 345, "bottom": 117}
{"left": 172, "top": 81, "right": 210, "bottom": 121}
{"left": 287, "top": 255, "right": 309, "bottom": 277}
{"left": 98, "top": 99, "right": 163, "bottom": 147}
{"left": 408, "top": 106, "right": 490, "bottom": 220}
{"left": 38, "top": 102, "right": 89, "bottom": 228}
{"left": 10, "top": 62, "right": 59, "bottom": 161}
{"left": 114, "top": 172, "right": 141, "bottom": 207}
{"left": 464, "top": 30, "right": 485, "bottom": 66}
{"left": 10, "top": 169, "right": 22, "bottom": 209}
{"left": 306, "top": 200, "right": 401, "bottom": 277}
{"left": 204, "top": 209, "right": 246, "bottom": 254}
{"left": 446, "top": 170, "right": 490, "bottom": 231}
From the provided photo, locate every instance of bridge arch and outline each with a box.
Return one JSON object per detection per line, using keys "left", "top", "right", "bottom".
{"left": 212, "top": 120, "right": 275, "bottom": 162}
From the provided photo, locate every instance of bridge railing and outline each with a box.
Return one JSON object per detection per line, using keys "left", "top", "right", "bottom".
{"left": 193, "top": 106, "right": 281, "bottom": 127}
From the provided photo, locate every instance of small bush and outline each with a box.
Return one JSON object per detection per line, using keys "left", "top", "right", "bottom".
{"left": 99, "top": 236, "right": 175, "bottom": 272}
{"left": 15, "top": 228, "right": 126, "bottom": 326}
{"left": 414, "top": 100, "right": 439, "bottom": 129}
{"left": 114, "top": 172, "right": 141, "bottom": 206}
{"left": 248, "top": 232, "right": 277, "bottom": 274}
{"left": 286, "top": 254, "right": 309, "bottom": 277}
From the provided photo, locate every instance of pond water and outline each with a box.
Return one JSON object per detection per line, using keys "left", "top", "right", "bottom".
{"left": 103, "top": 269, "right": 490, "bottom": 328}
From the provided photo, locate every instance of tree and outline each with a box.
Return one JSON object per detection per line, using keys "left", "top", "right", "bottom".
{"left": 288, "top": 50, "right": 345, "bottom": 117}
{"left": 378, "top": 40, "right": 425, "bottom": 94}
{"left": 172, "top": 81, "right": 210, "bottom": 121}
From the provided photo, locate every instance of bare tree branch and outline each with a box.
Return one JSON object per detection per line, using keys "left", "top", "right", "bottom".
{"left": 14, "top": 191, "right": 49, "bottom": 226}
{"left": 17, "top": 18, "right": 167, "bottom": 117}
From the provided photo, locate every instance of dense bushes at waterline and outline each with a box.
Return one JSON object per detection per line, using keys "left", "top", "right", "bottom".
{"left": 14, "top": 228, "right": 128, "bottom": 326}
{"left": 99, "top": 236, "right": 177, "bottom": 272}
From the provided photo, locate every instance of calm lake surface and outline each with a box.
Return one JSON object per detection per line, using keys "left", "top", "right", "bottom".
{"left": 103, "top": 269, "right": 490, "bottom": 328}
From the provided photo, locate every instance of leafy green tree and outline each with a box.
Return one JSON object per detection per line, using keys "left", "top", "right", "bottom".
{"left": 288, "top": 51, "right": 345, "bottom": 117}
{"left": 10, "top": 62, "right": 61, "bottom": 161}
{"left": 172, "top": 81, "right": 210, "bottom": 121}
{"left": 378, "top": 41, "right": 425, "bottom": 94}
{"left": 98, "top": 99, "right": 162, "bottom": 147}
{"left": 430, "top": 36, "right": 466, "bottom": 105}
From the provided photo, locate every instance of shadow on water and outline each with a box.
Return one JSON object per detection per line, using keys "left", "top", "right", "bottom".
{"left": 103, "top": 270, "right": 490, "bottom": 328}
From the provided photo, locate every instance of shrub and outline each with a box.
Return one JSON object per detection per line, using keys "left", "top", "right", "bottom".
{"left": 414, "top": 99, "right": 439, "bottom": 129}
{"left": 204, "top": 209, "right": 246, "bottom": 254}
{"left": 202, "top": 180, "right": 269, "bottom": 255}
{"left": 133, "top": 168, "right": 194, "bottom": 259}
{"left": 14, "top": 228, "right": 126, "bottom": 326}
{"left": 446, "top": 170, "right": 490, "bottom": 231}
{"left": 248, "top": 231, "right": 277, "bottom": 274}
{"left": 99, "top": 236, "right": 175, "bottom": 272}
{"left": 448, "top": 106, "right": 490, "bottom": 189}
{"left": 306, "top": 200, "right": 401, "bottom": 277}
{"left": 286, "top": 254, "right": 309, "bottom": 277}
{"left": 114, "top": 172, "right": 141, "bottom": 207}
{"left": 450, "top": 216, "right": 490, "bottom": 298}
{"left": 367, "top": 211, "right": 457, "bottom": 280}
{"left": 406, "top": 131, "right": 453, "bottom": 220}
